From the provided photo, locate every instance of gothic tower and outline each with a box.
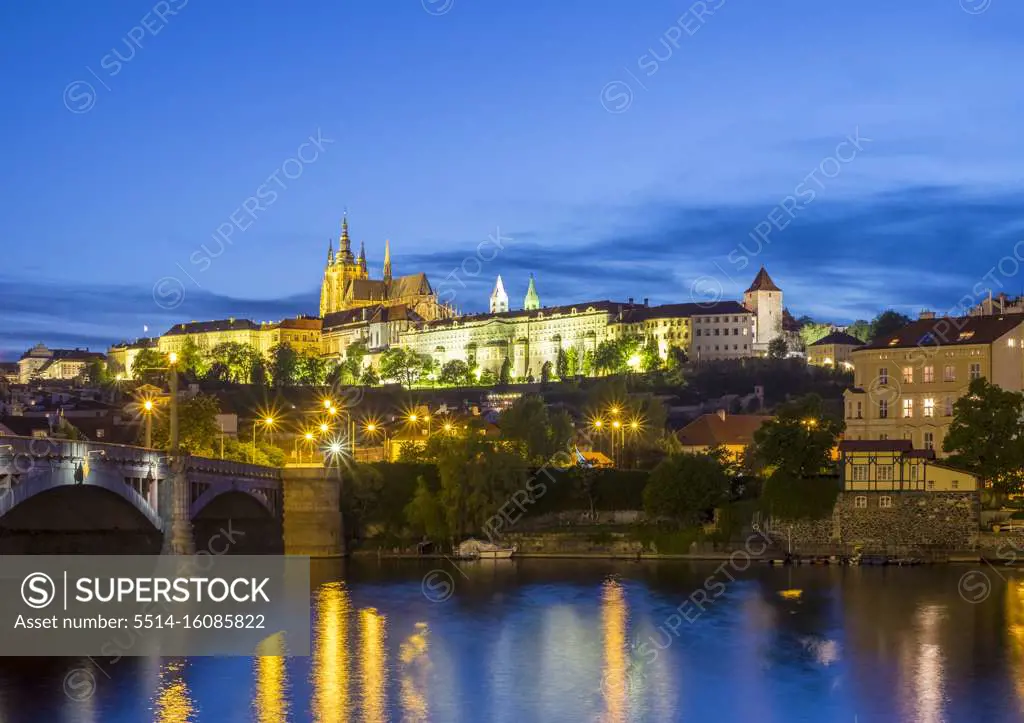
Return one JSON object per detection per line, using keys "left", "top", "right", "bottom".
{"left": 742, "top": 266, "right": 783, "bottom": 355}
{"left": 523, "top": 274, "right": 540, "bottom": 311}
{"left": 490, "top": 275, "right": 509, "bottom": 313}
{"left": 320, "top": 213, "right": 370, "bottom": 316}
{"left": 383, "top": 239, "right": 392, "bottom": 282}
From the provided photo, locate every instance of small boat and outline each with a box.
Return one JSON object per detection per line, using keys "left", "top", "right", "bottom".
{"left": 456, "top": 538, "right": 518, "bottom": 560}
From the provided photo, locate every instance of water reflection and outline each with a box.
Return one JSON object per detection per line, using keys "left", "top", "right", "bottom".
{"left": 152, "top": 660, "right": 195, "bottom": 723}
{"left": 601, "top": 577, "right": 628, "bottom": 723}
{"left": 399, "top": 622, "right": 431, "bottom": 723}
{"left": 901, "top": 603, "right": 947, "bottom": 723}
{"left": 254, "top": 633, "right": 289, "bottom": 723}
{"left": 312, "top": 582, "right": 350, "bottom": 722}
{"left": 359, "top": 607, "right": 388, "bottom": 723}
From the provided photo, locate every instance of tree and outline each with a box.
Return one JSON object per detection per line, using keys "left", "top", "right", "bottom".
{"left": 556, "top": 347, "right": 569, "bottom": 380}
{"left": 540, "top": 361, "right": 553, "bottom": 385}
{"left": 869, "top": 310, "right": 912, "bottom": 343}
{"left": 269, "top": 343, "right": 299, "bottom": 387}
{"left": 209, "top": 342, "right": 261, "bottom": 384}
{"left": 498, "top": 357, "right": 512, "bottom": 386}
{"left": 296, "top": 352, "right": 328, "bottom": 386}
{"left": 565, "top": 347, "right": 580, "bottom": 377}
{"left": 360, "top": 367, "right": 380, "bottom": 385}
{"left": 343, "top": 464, "right": 385, "bottom": 540}
{"left": 798, "top": 322, "right": 832, "bottom": 350}
{"left": 767, "top": 336, "right": 788, "bottom": 359}
{"left": 479, "top": 369, "right": 497, "bottom": 386}
{"left": 439, "top": 359, "right": 471, "bottom": 386}
{"left": 643, "top": 453, "right": 730, "bottom": 527}
{"left": 405, "top": 476, "right": 448, "bottom": 540}
{"left": 379, "top": 348, "right": 424, "bottom": 387}
{"left": 571, "top": 466, "right": 600, "bottom": 521}
{"left": 943, "top": 377, "right": 1024, "bottom": 493}
{"left": 250, "top": 356, "right": 269, "bottom": 387}
{"left": 86, "top": 358, "right": 111, "bottom": 386}
{"left": 178, "top": 336, "right": 210, "bottom": 378}
{"left": 641, "top": 336, "right": 662, "bottom": 373}
{"left": 499, "top": 394, "right": 573, "bottom": 464}
{"left": 131, "top": 348, "right": 167, "bottom": 384}
{"left": 148, "top": 393, "right": 221, "bottom": 456}
{"left": 847, "top": 320, "right": 871, "bottom": 343}
{"left": 752, "top": 393, "right": 843, "bottom": 477}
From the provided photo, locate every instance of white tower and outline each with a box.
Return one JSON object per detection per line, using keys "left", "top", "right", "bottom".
{"left": 490, "top": 275, "right": 509, "bottom": 313}
{"left": 742, "top": 266, "right": 784, "bottom": 355}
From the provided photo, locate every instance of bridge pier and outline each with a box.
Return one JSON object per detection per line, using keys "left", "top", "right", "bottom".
{"left": 282, "top": 466, "right": 343, "bottom": 557}
{"left": 160, "top": 465, "right": 195, "bottom": 555}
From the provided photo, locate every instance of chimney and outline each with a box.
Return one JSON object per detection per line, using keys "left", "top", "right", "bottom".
{"left": 643, "top": 298, "right": 649, "bottom": 307}
{"left": 716, "top": 409, "right": 726, "bottom": 421}
{"left": 919, "top": 310, "right": 935, "bottom": 320}
{"left": 627, "top": 297, "right": 634, "bottom": 305}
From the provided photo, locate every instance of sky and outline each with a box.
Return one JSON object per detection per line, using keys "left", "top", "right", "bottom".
{"left": 3, "top": 0, "right": 1024, "bottom": 358}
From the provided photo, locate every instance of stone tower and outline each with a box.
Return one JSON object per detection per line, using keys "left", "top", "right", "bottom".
{"left": 319, "top": 213, "right": 370, "bottom": 316}
{"left": 523, "top": 274, "right": 540, "bottom": 311}
{"left": 490, "top": 275, "right": 509, "bottom": 313}
{"left": 742, "top": 266, "right": 783, "bottom": 355}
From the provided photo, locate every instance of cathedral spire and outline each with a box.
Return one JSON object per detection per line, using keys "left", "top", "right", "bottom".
{"left": 339, "top": 213, "right": 353, "bottom": 262}
{"left": 383, "top": 239, "right": 392, "bottom": 281}
{"left": 358, "top": 240, "right": 367, "bottom": 272}
{"left": 490, "top": 274, "right": 509, "bottom": 313}
{"left": 524, "top": 273, "right": 540, "bottom": 310}
{"left": 327, "top": 238, "right": 334, "bottom": 265}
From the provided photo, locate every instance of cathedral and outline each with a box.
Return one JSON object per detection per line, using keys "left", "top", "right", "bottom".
{"left": 318, "top": 215, "right": 453, "bottom": 322}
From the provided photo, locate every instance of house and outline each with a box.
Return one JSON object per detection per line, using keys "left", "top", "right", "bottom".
{"left": 807, "top": 330, "right": 863, "bottom": 369}
{"left": 838, "top": 439, "right": 978, "bottom": 493}
{"left": 675, "top": 410, "right": 773, "bottom": 459}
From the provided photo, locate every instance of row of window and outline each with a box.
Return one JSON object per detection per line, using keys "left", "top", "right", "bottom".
{"left": 874, "top": 397, "right": 953, "bottom": 422}
{"left": 877, "top": 363, "right": 981, "bottom": 385}
{"left": 695, "top": 344, "right": 750, "bottom": 352}
{"left": 694, "top": 328, "right": 748, "bottom": 337}
{"left": 694, "top": 316, "right": 748, "bottom": 324}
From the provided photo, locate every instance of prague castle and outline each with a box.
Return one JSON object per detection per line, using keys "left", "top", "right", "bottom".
{"left": 109, "top": 214, "right": 786, "bottom": 380}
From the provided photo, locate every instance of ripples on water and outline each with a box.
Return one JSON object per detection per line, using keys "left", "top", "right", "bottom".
{"left": 5, "top": 560, "right": 1024, "bottom": 722}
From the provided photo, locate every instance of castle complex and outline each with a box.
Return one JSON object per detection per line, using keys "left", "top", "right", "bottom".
{"left": 108, "top": 215, "right": 786, "bottom": 380}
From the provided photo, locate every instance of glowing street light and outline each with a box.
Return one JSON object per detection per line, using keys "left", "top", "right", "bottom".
{"left": 168, "top": 352, "right": 178, "bottom": 365}
{"left": 627, "top": 354, "right": 641, "bottom": 370}
{"left": 323, "top": 399, "right": 333, "bottom": 410}
{"left": 141, "top": 398, "right": 155, "bottom": 448}
{"left": 319, "top": 423, "right": 330, "bottom": 434}
{"left": 251, "top": 416, "right": 276, "bottom": 463}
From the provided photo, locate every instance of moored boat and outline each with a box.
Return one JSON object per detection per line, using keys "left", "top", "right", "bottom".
{"left": 456, "top": 537, "right": 518, "bottom": 560}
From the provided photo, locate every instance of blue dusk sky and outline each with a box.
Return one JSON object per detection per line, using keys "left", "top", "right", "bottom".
{"left": 2, "top": 0, "right": 1024, "bottom": 358}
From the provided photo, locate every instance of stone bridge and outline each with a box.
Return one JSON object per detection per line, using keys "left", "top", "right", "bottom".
{"left": 0, "top": 436, "right": 340, "bottom": 555}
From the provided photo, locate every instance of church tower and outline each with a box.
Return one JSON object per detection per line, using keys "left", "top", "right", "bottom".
{"left": 490, "top": 275, "right": 509, "bottom": 313}
{"left": 523, "top": 274, "right": 540, "bottom": 310}
{"left": 320, "top": 213, "right": 370, "bottom": 316}
{"left": 742, "top": 266, "right": 783, "bottom": 355}
{"left": 383, "top": 240, "right": 392, "bottom": 282}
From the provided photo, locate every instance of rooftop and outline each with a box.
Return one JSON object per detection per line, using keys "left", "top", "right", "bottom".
{"left": 676, "top": 412, "right": 773, "bottom": 448}
{"left": 858, "top": 315, "right": 1024, "bottom": 351}
{"left": 810, "top": 331, "right": 866, "bottom": 347}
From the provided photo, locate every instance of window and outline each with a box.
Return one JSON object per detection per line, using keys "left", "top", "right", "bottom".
{"left": 852, "top": 465, "right": 869, "bottom": 481}
{"left": 923, "top": 398, "right": 934, "bottom": 417}
{"left": 923, "top": 366, "right": 934, "bottom": 383}
{"left": 879, "top": 434, "right": 888, "bottom": 440}
{"left": 911, "top": 465, "right": 918, "bottom": 481}
{"left": 944, "top": 396, "right": 954, "bottom": 416}
{"left": 878, "top": 367, "right": 889, "bottom": 385}
{"left": 879, "top": 400, "right": 888, "bottom": 418}
{"left": 902, "top": 398, "right": 914, "bottom": 418}
{"left": 854, "top": 496, "right": 868, "bottom": 509}
{"left": 902, "top": 366, "right": 913, "bottom": 384}
{"left": 877, "top": 465, "right": 894, "bottom": 482}
{"left": 879, "top": 496, "right": 893, "bottom": 509}
{"left": 924, "top": 432, "right": 934, "bottom": 451}
{"left": 943, "top": 365, "right": 956, "bottom": 382}
{"left": 927, "top": 480, "right": 935, "bottom": 490}
{"left": 1010, "top": 338, "right": 1017, "bottom": 348}
{"left": 952, "top": 480, "right": 959, "bottom": 490}
{"left": 856, "top": 401, "right": 862, "bottom": 419}
{"left": 970, "top": 363, "right": 982, "bottom": 380}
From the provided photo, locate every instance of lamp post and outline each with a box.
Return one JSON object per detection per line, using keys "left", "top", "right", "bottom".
{"left": 168, "top": 352, "right": 179, "bottom": 455}
{"left": 142, "top": 399, "right": 154, "bottom": 449}
{"left": 252, "top": 416, "right": 275, "bottom": 463}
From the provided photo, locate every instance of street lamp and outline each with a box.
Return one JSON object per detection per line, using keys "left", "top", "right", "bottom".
{"left": 251, "top": 416, "right": 275, "bottom": 463}
{"left": 142, "top": 398, "right": 155, "bottom": 448}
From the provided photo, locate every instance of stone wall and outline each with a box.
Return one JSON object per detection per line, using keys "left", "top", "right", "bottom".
{"left": 506, "top": 532, "right": 644, "bottom": 556}
{"left": 282, "top": 466, "right": 342, "bottom": 557}
{"left": 769, "top": 491, "right": 980, "bottom": 552}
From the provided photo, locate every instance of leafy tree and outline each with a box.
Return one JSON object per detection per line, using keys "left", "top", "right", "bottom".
{"left": 86, "top": 358, "right": 111, "bottom": 386}
{"left": 556, "top": 347, "right": 569, "bottom": 380}
{"left": 643, "top": 452, "right": 730, "bottom": 527}
{"left": 847, "top": 320, "right": 871, "bottom": 343}
{"left": 148, "top": 393, "right": 221, "bottom": 456}
{"left": 767, "top": 336, "right": 788, "bottom": 359}
{"left": 405, "top": 476, "right": 448, "bottom": 540}
{"left": 250, "top": 356, "right": 269, "bottom": 387}
{"left": 439, "top": 359, "right": 471, "bottom": 386}
{"left": 178, "top": 336, "right": 210, "bottom": 378}
{"left": 798, "top": 322, "right": 832, "bottom": 350}
{"left": 540, "top": 361, "right": 553, "bottom": 385}
{"left": 346, "top": 340, "right": 369, "bottom": 368}
{"left": 498, "top": 357, "right": 512, "bottom": 386}
{"left": 479, "top": 369, "right": 497, "bottom": 386}
{"left": 131, "top": 348, "right": 167, "bottom": 384}
{"left": 209, "top": 342, "right": 261, "bottom": 384}
{"left": 360, "top": 367, "right": 380, "bottom": 385}
{"left": 420, "top": 356, "right": 438, "bottom": 385}
{"left": 296, "top": 352, "right": 328, "bottom": 386}
{"left": 868, "top": 310, "right": 912, "bottom": 343}
{"left": 571, "top": 465, "right": 600, "bottom": 521}
{"left": 641, "top": 336, "right": 662, "bottom": 372}
{"left": 565, "top": 347, "right": 579, "bottom": 377}
{"left": 943, "top": 377, "right": 1024, "bottom": 493}
{"left": 581, "top": 350, "right": 595, "bottom": 376}
{"left": 761, "top": 471, "right": 840, "bottom": 520}
{"left": 343, "top": 463, "right": 385, "bottom": 540}
{"left": 752, "top": 393, "right": 843, "bottom": 477}
{"left": 379, "top": 348, "right": 424, "bottom": 387}
{"left": 499, "top": 395, "right": 573, "bottom": 463}
{"left": 269, "top": 343, "right": 299, "bottom": 387}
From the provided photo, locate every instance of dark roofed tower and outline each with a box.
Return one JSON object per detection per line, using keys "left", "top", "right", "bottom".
{"left": 742, "top": 266, "right": 783, "bottom": 355}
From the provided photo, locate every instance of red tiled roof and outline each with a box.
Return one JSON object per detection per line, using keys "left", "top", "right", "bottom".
{"left": 676, "top": 413, "right": 773, "bottom": 447}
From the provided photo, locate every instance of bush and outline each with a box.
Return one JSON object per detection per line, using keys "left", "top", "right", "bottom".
{"left": 760, "top": 472, "right": 840, "bottom": 520}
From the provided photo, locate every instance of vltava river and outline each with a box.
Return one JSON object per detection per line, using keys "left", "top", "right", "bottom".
{"left": 4, "top": 559, "right": 1024, "bottom": 722}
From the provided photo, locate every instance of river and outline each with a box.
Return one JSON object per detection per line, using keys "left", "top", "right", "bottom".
{"left": 2, "top": 558, "right": 1023, "bottom": 722}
